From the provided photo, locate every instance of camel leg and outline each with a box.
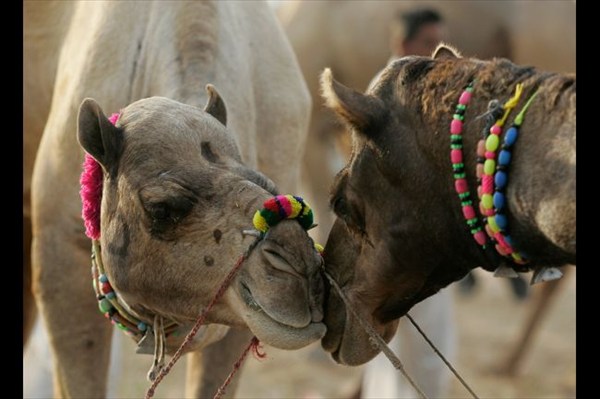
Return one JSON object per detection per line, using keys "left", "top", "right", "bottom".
{"left": 185, "top": 328, "right": 254, "bottom": 398}
{"left": 24, "top": 213, "right": 37, "bottom": 349}
{"left": 499, "top": 269, "right": 570, "bottom": 376}
{"left": 31, "top": 208, "right": 113, "bottom": 397}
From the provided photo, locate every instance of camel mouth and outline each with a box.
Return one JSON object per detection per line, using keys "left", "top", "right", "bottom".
{"left": 236, "top": 278, "right": 325, "bottom": 350}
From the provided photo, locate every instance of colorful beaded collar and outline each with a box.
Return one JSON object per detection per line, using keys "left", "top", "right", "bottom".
{"left": 449, "top": 80, "right": 538, "bottom": 274}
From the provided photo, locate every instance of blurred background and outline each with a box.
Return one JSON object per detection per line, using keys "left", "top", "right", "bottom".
{"left": 24, "top": 1, "right": 575, "bottom": 398}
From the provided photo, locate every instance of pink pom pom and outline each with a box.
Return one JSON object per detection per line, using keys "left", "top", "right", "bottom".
{"left": 490, "top": 125, "right": 502, "bottom": 135}
{"left": 450, "top": 119, "right": 463, "bottom": 134}
{"left": 459, "top": 91, "right": 472, "bottom": 105}
{"left": 79, "top": 112, "right": 121, "bottom": 240}
{"left": 484, "top": 151, "right": 496, "bottom": 159}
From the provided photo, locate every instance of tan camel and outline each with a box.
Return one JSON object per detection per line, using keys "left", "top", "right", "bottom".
{"left": 320, "top": 45, "right": 575, "bottom": 365}
{"left": 26, "top": 1, "right": 321, "bottom": 397}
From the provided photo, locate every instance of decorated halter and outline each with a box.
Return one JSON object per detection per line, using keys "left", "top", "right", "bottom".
{"left": 80, "top": 111, "right": 322, "bottom": 380}
{"left": 449, "top": 80, "right": 539, "bottom": 274}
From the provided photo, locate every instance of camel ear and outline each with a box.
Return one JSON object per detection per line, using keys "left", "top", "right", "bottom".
{"left": 204, "top": 84, "right": 227, "bottom": 126}
{"left": 320, "top": 68, "right": 386, "bottom": 133}
{"left": 432, "top": 43, "right": 461, "bottom": 60}
{"left": 77, "top": 98, "right": 123, "bottom": 175}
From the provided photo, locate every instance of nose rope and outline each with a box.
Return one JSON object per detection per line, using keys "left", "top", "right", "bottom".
{"left": 322, "top": 269, "right": 480, "bottom": 399}
{"left": 145, "top": 195, "right": 320, "bottom": 399}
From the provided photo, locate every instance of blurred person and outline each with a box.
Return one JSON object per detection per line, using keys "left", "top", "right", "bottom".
{"left": 390, "top": 8, "right": 447, "bottom": 58}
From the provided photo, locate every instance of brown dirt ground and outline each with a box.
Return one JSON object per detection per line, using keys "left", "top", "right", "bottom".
{"left": 116, "top": 268, "right": 575, "bottom": 399}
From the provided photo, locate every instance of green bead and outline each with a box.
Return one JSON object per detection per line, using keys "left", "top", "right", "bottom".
{"left": 466, "top": 219, "right": 477, "bottom": 226}
{"left": 453, "top": 114, "right": 464, "bottom": 121}
{"left": 485, "top": 134, "right": 500, "bottom": 151}
{"left": 461, "top": 200, "right": 472, "bottom": 206}
{"left": 459, "top": 192, "right": 469, "bottom": 199}
{"left": 482, "top": 194, "right": 493, "bottom": 209}
{"left": 116, "top": 323, "right": 128, "bottom": 331}
{"left": 450, "top": 134, "right": 462, "bottom": 141}
{"left": 452, "top": 163, "right": 464, "bottom": 170}
{"left": 454, "top": 172, "right": 466, "bottom": 179}
{"left": 457, "top": 104, "right": 466, "bottom": 110}
{"left": 484, "top": 159, "right": 496, "bottom": 175}
{"left": 450, "top": 144, "right": 462, "bottom": 149}
{"left": 98, "top": 298, "right": 113, "bottom": 314}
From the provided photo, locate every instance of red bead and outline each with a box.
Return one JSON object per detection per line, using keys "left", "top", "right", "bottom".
{"left": 450, "top": 119, "right": 463, "bottom": 134}
{"left": 459, "top": 91, "right": 472, "bottom": 105}
{"left": 450, "top": 149, "right": 463, "bottom": 164}
{"left": 101, "top": 281, "right": 113, "bottom": 295}
{"left": 474, "top": 231, "right": 487, "bottom": 246}
{"left": 462, "top": 205, "right": 476, "bottom": 220}
{"left": 490, "top": 125, "right": 502, "bottom": 135}
{"left": 484, "top": 151, "right": 496, "bottom": 159}
{"left": 455, "top": 178, "right": 468, "bottom": 193}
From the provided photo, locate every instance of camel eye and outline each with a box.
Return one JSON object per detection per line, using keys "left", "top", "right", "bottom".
{"left": 332, "top": 196, "right": 349, "bottom": 219}
{"left": 332, "top": 195, "right": 366, "bottom": 237}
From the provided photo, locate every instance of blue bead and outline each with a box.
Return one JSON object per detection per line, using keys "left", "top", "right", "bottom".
{"left": 498, "top": 150, "right": 511, "bottom": 166}
{"left": 495, "top": 171, "right": 508, "bottom": 188}
{"left": 137, "top": 322, "right": 147, "bottom": 332}
{"left": 495, "top": 213, "right": 508, "bottom": 230}
{"left": 504, "top": 127, "right": 518, "bottom": 146}
{"left": 106, "top": 292, "right": 116, "bottom": 300}
{"left": 493, "top": 192, "right": 506, "bottom": 210}
{"left": 99, "top": 274, "right": 109, "bottom": 283}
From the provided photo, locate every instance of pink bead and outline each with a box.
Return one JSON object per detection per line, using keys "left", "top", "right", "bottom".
{"left": 473, "top": 230, "right": 487, "bottom": 246}
{"left": 459, "top": 91, "right": 472, "bottom": 105}
{"left": 455, "top": 178, "right": 468, "bottom": 193}
{"left": 476, "top": 164, "right": 484, "bottom": 179}
{"left": 484, "top": 151, "right": 496, "bottom": 159}
{"left": 476, "top": 140, "right": 486, "bottom": 157}
{"left": 462, "top": 205, "right": 476, "bottom": 220}
{"left": 450, "top": 149, "right": 463, "bottom": 164}
{"left": 482, "top": 175, "right": 494, "bottom": 193}
{"left": 450, "top": 119, "right": 463, "bottom": 134}
{"left": 494, "top": 233, "right": 513, "bottom": 253}
{"left": 482, "top": 208, "right": 495, "bottom": 216}
{"left": 490, "top": 125, "right": 502, "bottom": 135}
{"left": 495, "top": 244, "right": 509, "bottom": 256}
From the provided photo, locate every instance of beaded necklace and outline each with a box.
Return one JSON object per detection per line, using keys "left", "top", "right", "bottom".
{"left": 450, "top": 81, "right": 487, "bottom": 248}
{"left": 450, "top": 81, "right": 538, "bottom": 266}
{"left": 485, "top": 90, "right": 539, "bottom": 264}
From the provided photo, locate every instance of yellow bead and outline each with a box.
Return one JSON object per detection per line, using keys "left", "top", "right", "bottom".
{"left": 485, "top": 134, "right": 500, "bottom": 151}
{"left": 487, "top": 216, "right": 500, "bottom": 233}
{"left": 484, "top": 159, "right": 496, "bottom": 175}
{"left": 482, "top": 194, "right": 493, "bottom": 209}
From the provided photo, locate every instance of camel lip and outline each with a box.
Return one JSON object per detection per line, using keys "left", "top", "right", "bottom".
{"left": 240, "top": 281, "right": 262, "bottom": 312}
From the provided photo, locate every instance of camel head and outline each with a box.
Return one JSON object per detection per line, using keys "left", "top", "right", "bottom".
{"left": 77, "top": 87, "right": 325, "bottom": 352}
{"left": 319, "top": 45, "right": 575, "bottom": 365}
